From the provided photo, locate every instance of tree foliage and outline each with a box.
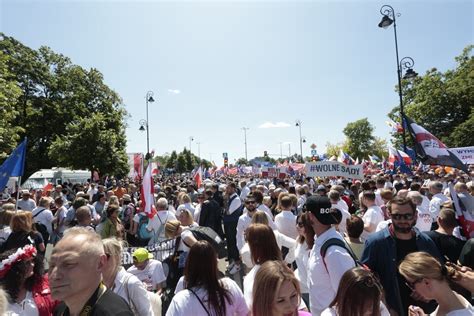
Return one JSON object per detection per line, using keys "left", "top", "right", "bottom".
{"left": 343, "top": 118, "right": 375, "bottom": 159}
{"left": 0, "top": 33, "right": 129, "bottom": 179}
{"left": 389, "top": 45, "right": 474, "bottom": 148}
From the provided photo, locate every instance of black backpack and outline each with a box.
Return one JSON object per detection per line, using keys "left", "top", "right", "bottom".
{"left": 187, "top": 226, "right": 227, "bottom": 259}
{"left": 320, "top": 238, "right": 369, "bottom": 272}
{"left": 33, "top": 208, "right": 50, "bottom": 244}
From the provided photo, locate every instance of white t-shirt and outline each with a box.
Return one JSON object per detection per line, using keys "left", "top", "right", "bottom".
{"left": 243, "top": 264, "right": 260, "bottom": 309}
{"left": 332, "top": 202, "right": 351, "bottom": 235}
{"left": 147, "top": 211, "right": 177, "bottom": 244}
{"left": 429, "top": 193, "right": 450, "bottom": 221}
{"left": 17, "top": 198, "right": 36, "bottom": 211}
{"left": 275, "top": 210, "right": 298, "bottom": 239}
{"left": 55, "top": 205, "right": 68, "bottom": 234}
{"left": 361, "top": 205, "right": 384, "bottom": 241}
{"left": 166, "top": 277, "right": 249, "bottom": 316}
{"left": 416, "top": 206, "right": 433, "bottom": 232}
{"left": 321, "top": 301, "right": 390, "bottom": 316}
{"left": 0, "top": 226, "right": 12, "bottom": 246}
{"left": 112, "top": 267, "right": 153, "bottom": 316}
{"left": 126, "top": 259, "right": 166, "bottom": 291}
{"left": 6, "top": 291, "right": 39, "bottom": 316}
{"left": 32, "top": 207, "right": 55, "bottom": 235}
{"left": 294, "top": 241, "right": 310, "bottom": 293}
{"left": 376, "top": 219, "right": 391, "bottom": 232}
{"left": 308, "top": 228, "right": 356, "bottom": 315}
{"left": 429, "top": 294, "right": 474, "bottom": 316}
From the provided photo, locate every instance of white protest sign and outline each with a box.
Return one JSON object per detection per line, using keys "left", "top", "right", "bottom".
{"left": 450, "top": 147, "right": 474, "bottom": 165}
{"left": 305, "top": 161, "right": 364, "bottom": 180}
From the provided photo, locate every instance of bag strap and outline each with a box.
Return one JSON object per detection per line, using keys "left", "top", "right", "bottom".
{"left": 33, "top": 208, "right": 46, "bottom": 218}
{"left": 188, "top": 288, "right": 210, "bottom": 316}
{"left": 320, "top": 238, "right": 360, "bottom": 272}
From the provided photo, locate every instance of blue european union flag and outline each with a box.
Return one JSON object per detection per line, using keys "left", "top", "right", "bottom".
{"left": 0, "top": 138, "right": 27, "bottom": 190}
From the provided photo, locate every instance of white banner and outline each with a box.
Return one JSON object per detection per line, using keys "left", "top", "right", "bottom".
{"left": 450, "top": 147, "right": 474, "bottom": 165}
{"left": 305, "top": 161, "right": 364, "bottom": 180}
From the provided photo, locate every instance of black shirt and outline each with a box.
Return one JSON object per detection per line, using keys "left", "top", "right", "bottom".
{"left": 54, "top": 288, "right": 133, "bottom": 316}
{"left": 395, "top": 236, "right": 419, "bottom": 315}
{"left": 459, "top": 238, "right": 474, "bottom": 269}
{"left": 425, "top": 231, "right": 466, "bottom": 263}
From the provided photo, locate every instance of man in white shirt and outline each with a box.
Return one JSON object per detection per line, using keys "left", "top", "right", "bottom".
{"left": 429, "top": 181, "right": 450, "bottom": 225}
{"left": 147, "top": 198, "right": 177, "bottom": 245}
{"left": 239, "top": 181, "right": 250, "bottom": 201}
{"left": 32, "top": 197, "right": 55, "bottom": 237}
{"left": 374, "top": 177, "right": 386, "bottom": 207}
{"left": 127, "top": 248, "right": 166, "bottom": 293}
{"left": 407, "top": 191, "right": 432, "bottom": 232}
{"left": 360, "top": 191, "right": 384, "bottom": 241}
{"left": 275, "top": 195, "right": 298, "bottom": 239}
{"left": 328, "top": 190, "right": 350, "bottom": 235}
{"left": 306, "top": 195, "right": 355, "bottom": 315}
{"left": 17, "top": 190, "right": 36, "bottom": 211}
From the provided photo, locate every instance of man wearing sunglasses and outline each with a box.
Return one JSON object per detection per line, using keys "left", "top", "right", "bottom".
{"left": 361, "top": 196, "right": 442, "bottom": 316}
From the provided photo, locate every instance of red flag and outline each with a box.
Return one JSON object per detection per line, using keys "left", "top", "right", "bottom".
{"left": 450, "top": 183, "right": 474, "bottom": 238}
{"left": 42, "top": 179, "right": 53, "bottom": 196}
{"left": 140, "top": 163, "right": 156, "bottom": 219}
{"left": 194, "top": 166, "right": 202, "bottom": 188}
{"left": 133, "top": 153, "right": 143, "bottom": 181}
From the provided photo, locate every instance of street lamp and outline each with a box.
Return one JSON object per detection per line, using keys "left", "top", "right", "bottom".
{"left": 378, "top": 4, "right": 418, "bottom": 152}
{"left": 139, "top": 91, "right": 154, "bottom": 160}
{"left": 242, "top": 127, "right": 249, "bottom": 161}
{"left": 295, "top": 120, "right": 303, "bottom": 162}
{"left": 189, "top": 136, "right": 194, "bottom": 153}
{"left": 196, "top": 141, "right": 201, "bottom": 160}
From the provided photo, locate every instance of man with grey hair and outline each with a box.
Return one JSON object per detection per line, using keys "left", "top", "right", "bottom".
{"left": 429, "top": 181, "right": 450, "bottom": 226}
{"left": 50, "top": 227, "right": 133, "bottom": 315}
{"left": 146, "top": 197, "right": 177, "bottom": 245}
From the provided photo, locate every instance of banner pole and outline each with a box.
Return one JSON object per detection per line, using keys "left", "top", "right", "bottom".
{"left": 15, "top": 176, "right": 21, "bottom": 211}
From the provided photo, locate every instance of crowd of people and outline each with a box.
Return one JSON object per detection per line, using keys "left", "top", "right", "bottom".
{"left": 0, "top": 167, "right": 474, "bottom": 316}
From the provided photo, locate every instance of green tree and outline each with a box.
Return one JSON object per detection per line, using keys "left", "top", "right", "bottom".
{"left": 176, "top": 154, "right": 186, "bottom": 173}
{"left": 325, "top": 142, "right": 344, "bottom": 159}
{"left": 388, "top": 45, "right": 474, "bottom": 147}
{"left": 0, "top": 50, "right": 23, "bottom": 159}
{"left": 236, "top": 158, "right": 249, "bottom": 165}
{"left": 165, "top": 151, "right": 178, "bottom": 169}
{"left": 49, "top": 112, "right": 129, "bottom": 178}
{"left": 342, "top": 118, "right": 375, "bottom": 159}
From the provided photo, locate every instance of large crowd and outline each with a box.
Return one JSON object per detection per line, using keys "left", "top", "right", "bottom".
{"left": 0, "top": 167, "right": 474, "bottom": 316}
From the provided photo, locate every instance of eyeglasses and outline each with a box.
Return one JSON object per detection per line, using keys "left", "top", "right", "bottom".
{"left": 391, "top": 213, "right": 415, "bottom": 220}
{"left": 405, "top": 278, "right": 423, "bottom": 291}
{"left": 296, "top": 222, "right": 304, "bottom": 228}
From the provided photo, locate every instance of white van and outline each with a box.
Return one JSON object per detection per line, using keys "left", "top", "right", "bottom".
{"left": 22, "top": 168, "right": 91, "bottom": 189}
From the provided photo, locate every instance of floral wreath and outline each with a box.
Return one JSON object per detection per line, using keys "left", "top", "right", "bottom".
{"left": 0, "top": 245, "right": 37, "bottom": 278}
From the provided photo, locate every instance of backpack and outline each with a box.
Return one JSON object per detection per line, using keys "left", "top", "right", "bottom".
{"left": 187, "top": 226, "right": 227, "bottom": 259}
{"left": 320, "top": 238, "right": 369, "bottom": 272}
{"left": 137, "top": 214, "right": 153, "bottom": 242}
{"left": 33, "top": 208, "right": 50, "bottom": 244}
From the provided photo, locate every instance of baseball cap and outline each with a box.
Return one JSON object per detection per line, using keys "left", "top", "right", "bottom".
{"left": 132, "top": 248, "right": 153, "bottom": 263}
{"left": 305, "top": 195, "right": 341, "bottom": 225}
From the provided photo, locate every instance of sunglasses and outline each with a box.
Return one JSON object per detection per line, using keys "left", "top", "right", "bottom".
{"left": 391, "top": 213, "right": 415, "bottom": 220}
{"left": 405, "top": 278, "right": 423, "bottom": 291}
{"left": 296, "top": 222, "right": 304, "bottom": 228}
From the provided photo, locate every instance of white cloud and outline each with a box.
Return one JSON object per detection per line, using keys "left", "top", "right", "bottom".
{"left": 167, "top": 89, "right": 181, "bottom": 94}
{"left": 258, "top": 121, "right": 291, "bottom": 129}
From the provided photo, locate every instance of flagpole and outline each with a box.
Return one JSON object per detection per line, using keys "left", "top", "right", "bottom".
{"left": 15, "top": 176, "right": 21, "bottom": 211}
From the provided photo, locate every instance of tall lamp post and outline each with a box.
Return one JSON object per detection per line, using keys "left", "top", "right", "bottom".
{"left": 295, "top": 120, "right": 303, "bottom": 162}
{"left": 189, "top": 136, "right": 194, "bottom": 153}
{"left": 139, "top": 91, "right": 155, "bottom": 160}
{"left": 242, "top": 127, "right": 249, "bottom": 161}
{"left": 196, "top": 141, "right": 201, "bottom": 160}
{"left": 378, "top": 5, "right": 418, "bottom": 152}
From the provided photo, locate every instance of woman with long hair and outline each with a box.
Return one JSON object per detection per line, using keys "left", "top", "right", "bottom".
{"left": 0, "top": 245, "right": 58, "bottom": 315}
{"left": 102, "top": 238, "right": 155, "bottom": 316}
{"left": 253, "top": 260, "right": 311, "bottom": 316}
{"left": 294, "top": 212, "right": 315, "bottom": 308}
{"left": 0, "top": 211, "right": 45, "bottom": 253}
{"left": 166, "top": 240, "right": 248, "bottom": 316}
{"left": 100, "top": 204, "right": 124, "bottom": 239}
{"left": 322, "top": 267, "right": 389, "bottom": 316}
{"left": 243, "top": 223, "right": 282, "bottom": 308}
{"left": 399, "top": 252, "right": 473, "bottom": 316}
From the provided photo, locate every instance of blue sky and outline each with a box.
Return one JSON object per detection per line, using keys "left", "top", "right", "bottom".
{"left": 1, "top": 0, "right": 472, "bottom": 164}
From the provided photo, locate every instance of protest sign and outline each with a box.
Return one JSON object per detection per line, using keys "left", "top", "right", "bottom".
{"left": 450, "top": 147, "right": 474, "bottom": 165}
{"left": 121, "top": 238, "right": 176, "bottom": 269}
{"left": 305, "top": 161, "right": 364, "bottom": 180}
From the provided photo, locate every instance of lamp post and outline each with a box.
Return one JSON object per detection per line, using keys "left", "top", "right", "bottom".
{"left": 189, "top": 136, "right": 194, "bottom": 153}
{"left": 378, "top": 5, "right": 418, "bottom": 152}
{"left": 278, "top": 142, "right": 283, "bottom": 159}
{"left": 242, "top": 127, "right": 249, "bottom": 161}
{"left": 196, "top": 141, "right": 201, "bottom": 160}
{"left": 139, "top": 91, "right": 154, "bottom": 160}
{"left": 295, "top": 120, "right": 303, "bottom": 161}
